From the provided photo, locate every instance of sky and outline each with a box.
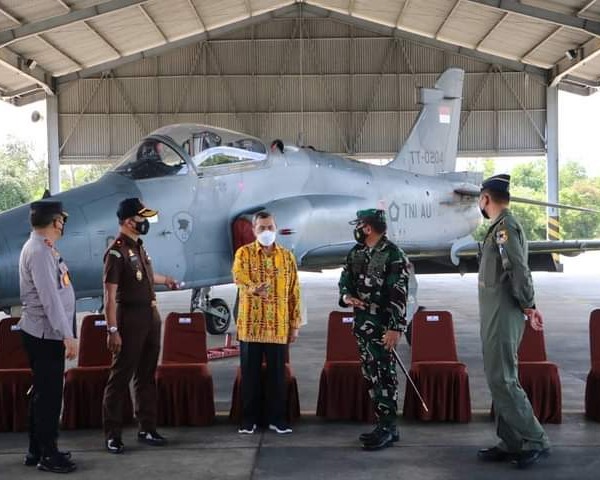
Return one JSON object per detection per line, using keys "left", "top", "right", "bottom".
{"left": 1, "top": 88, "right": 600, "bottom": 176}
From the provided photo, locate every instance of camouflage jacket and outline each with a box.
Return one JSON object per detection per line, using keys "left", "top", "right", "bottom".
{"left": 338, "top": 236, "right": 409, "bottom": 331}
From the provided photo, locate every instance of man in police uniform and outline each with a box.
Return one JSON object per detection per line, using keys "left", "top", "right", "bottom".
{"left": 19, "top": 200, "right": 78, "bottom": 473}
{"left": 477, "top": 174, "right": 550, "bottom": 469}
{"left": 338, "top": 209, "right": 409, "bottom": 450}
{"left": 102, "top": 198, "right": 178, "bottom": 454}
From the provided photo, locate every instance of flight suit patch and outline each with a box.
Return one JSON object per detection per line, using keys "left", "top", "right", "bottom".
{"left": 495, "top": 229, "right": 508, "bottom": 245}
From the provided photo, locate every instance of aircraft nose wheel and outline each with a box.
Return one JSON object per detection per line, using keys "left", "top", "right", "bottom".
{"left": 190, "top": 287, "right": 232, "bottom": 335}
{"left": 206, "top": 298, "right": 232, "bottom": 335}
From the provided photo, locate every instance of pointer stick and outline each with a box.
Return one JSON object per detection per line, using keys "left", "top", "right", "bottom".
{"left": 391, "top": 347, "right": 429, "bottom": 413}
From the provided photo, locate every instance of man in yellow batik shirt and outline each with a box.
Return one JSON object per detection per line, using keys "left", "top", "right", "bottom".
{"left": 232, "top": 211, "right": 301, "bottom": 435}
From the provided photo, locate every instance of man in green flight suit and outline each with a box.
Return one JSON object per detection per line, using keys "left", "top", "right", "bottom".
{"left": 338, "top": 209, "right": 409, "bottom": 451}
{"left": 477, "top": 174, "right": 551, "bottom": 469}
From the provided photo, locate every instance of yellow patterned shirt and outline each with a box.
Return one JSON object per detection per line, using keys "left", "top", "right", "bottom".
{"left": 232, "top": 241, "right": 301, "bottom": 344}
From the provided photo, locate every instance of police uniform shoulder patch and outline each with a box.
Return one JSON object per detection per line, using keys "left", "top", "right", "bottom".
{"left": 495, "top": 229, "right": 508, "bottom": 244}
{"left": 108, "top": 249, "right": 122, "bottom": 258}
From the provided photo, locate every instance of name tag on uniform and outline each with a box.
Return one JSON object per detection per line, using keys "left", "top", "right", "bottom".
{"left": 426, "top": 315, "right": 439, "bottom": 322}
{"left": 95, "top": 320, "right": 107, "bottom": 327}
{"left": 178, "top": 317, "right": 192, "bottom": 324}
{"left": 10, "top": 325, "right": 20, "bottom": 331}
{"left": 342, "top": 316, "right": 353, "bottom": 324}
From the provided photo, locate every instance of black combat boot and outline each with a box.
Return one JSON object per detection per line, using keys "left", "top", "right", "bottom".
{"left": 361, "top": 425, "right": 398, "bottom": 451}
{"left": 359, "top": 425, "right": 399, "bottom": 443}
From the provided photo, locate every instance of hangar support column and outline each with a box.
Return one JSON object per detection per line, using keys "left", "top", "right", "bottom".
{"left": 46, "top": 95, "right": 60, "bottom": 194}
{"left": 546, "top": 86, "right": 560, "bottom": 258}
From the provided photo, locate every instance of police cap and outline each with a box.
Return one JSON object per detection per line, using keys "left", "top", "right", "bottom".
{"left": 349, "top": 208, "right": 386, "bottom": 226}
{"left": 30, "top": 201, "right": 68, "bottom": 219}
{"left": 481, "top": 174, "right": 510, "bottom": 194}
{"left": 117, "top": 197, "right": 158, "bottom": 220}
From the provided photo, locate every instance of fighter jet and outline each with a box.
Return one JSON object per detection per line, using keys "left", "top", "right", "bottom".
{"left": 1, "top": 68, "right": 598, "bottom": 334}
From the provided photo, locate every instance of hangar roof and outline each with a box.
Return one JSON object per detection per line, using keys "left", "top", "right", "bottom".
{"left": 1, "top": 0, "right": 600, "bottom": 105}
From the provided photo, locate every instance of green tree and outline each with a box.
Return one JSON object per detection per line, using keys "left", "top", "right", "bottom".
{"left": 560, "top": 161, "right": 587, "bottom": 189}
{"left": 60, "top": 164, "right": 110, "bottom": 191}
{"left": 0, "top": 176, "right": 29, "bottom": 212}
{"left": 0, "top": 139, "right": 47, "bottom": 212}
{"left": 509, "top": 185, "right": 546, "bottom": 240}
{"left": 512, "top": 159, "right": 546, "bottom": 193}
{"left": 560, "top": 179, "right": 600, "bottom": 239}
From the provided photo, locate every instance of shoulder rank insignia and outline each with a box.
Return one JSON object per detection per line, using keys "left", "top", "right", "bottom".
{"left": 108, "top": 250, "right": 121, "bottom": 259}
{"left": 495, "top": 229, "right": 508, "bottom": 244}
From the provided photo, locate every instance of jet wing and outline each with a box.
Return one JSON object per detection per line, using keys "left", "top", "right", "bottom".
{"left": 299, "top": 239, "right": 600, "bottom": 274}
{"left": 450, "top": 239, "right": 600, "bottom": 274}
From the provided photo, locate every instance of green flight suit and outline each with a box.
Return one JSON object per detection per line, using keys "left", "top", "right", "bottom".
{"left": 478, "top": 208, "right": 550, "bottom": 453}
{"left": 338, "top": 236, "right": 410, "bottom": 427}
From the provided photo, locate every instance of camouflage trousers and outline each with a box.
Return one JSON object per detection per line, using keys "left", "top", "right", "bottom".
{"left": 353, "top": 315, "right": 398, "bottom": 426}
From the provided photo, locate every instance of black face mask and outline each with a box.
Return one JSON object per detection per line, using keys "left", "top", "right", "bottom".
{"left": 479, "top": 198, "right": 490, "bottom": 220}
{"left": 134, "top": 219, "right": 150, "bottom": 235}
{"left": 353, "top": 226, "right": 367, "bottom": 244}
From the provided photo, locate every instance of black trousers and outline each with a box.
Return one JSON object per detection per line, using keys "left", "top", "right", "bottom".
{"left": 240, "top": 341, "right": 287, "bottom": 426}
{"left": 21, "top": 331, "right": 65, "bottom": 456}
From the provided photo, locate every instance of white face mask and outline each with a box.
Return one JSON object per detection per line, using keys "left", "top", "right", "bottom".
{"left": 257, "top": 230, "right": 276, "bottom": 247}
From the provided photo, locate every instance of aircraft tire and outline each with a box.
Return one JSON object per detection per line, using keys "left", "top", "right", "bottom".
{"left": 205, "top": 298, "right": 232, "bottom": 335}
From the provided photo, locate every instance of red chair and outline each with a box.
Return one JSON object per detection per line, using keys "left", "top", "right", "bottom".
{"left": 156, "top": 312, "right": 215, "bottom": 426}
{"left": 516, "top": 321, "right": 562, "bottom": 424}
{"left": 585, "top": 310, "right": 600, "bottom": 421}
{"left": 62, "top": 315, "right": 133, "bottom": 429}
{"left": 403, "top": 311, "right": 471, "bottom": 422}
{"left": 229, "top": 344, "right": 300, "bottom": 425}
{"left": 316, "top": 311, "right": 374, "bottom": 421}
{"left": 0, "top": 317, "right": 32, "bottom": 432}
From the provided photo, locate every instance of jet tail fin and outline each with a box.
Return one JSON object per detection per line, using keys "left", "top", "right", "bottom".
{"left": 388, "top": 68, "right": 464, "bottom": 175}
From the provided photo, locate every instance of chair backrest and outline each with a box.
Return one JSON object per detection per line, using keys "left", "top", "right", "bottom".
{"left": 518, "top": 321, "right": 547, "bottom": 362}
{"left": 411, "top": 310, "right": 458, "bottom": 363}
{"left": 78, "top": 314, "right": 112, "bottom": 367}
{"left": 325, "top": 311, "right": 360, "bottom": 362}
{"left": 590, "top": 309, "right": 600, "bottom": 366}
{"left": 162, "top": 312, "right": 208, "bottom": 364}
{"left": 0, "top": 317, "right": 29, "bottom": 369}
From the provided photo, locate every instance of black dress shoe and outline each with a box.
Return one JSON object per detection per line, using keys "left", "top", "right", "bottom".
{"left": 24, "top": 450, "right": 71, "bottom": 466}
{"left": 359, "top": 426, "right": 399, "bottom": 443}
{"left": 477, "top": 446, "right": 516, "bottom": 462}
{"left": 514, "top": 448, "right": 550, "bottom": 469}
{"left": 37, "top": 454, "right": 76, "bottom": 474}
{"left": 361, "top": 427, "right": 396, "bottom": 451}
{"left": 106, "top": 437, "right": 125, "bottom": 454}
{"left": 137, "top": 430, "right": 167, "bottom": 446}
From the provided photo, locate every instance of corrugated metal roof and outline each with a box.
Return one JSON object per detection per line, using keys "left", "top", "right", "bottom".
{"left": 1, "top": 0, "right": 600, "bottom": 104}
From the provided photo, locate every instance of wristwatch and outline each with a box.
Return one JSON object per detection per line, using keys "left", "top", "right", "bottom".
{"left": 107, "top": 325, "right": 118, "bottom": 334}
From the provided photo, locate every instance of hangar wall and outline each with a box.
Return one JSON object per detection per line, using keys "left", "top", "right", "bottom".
{"left": 55, "top": 16, "right": 548, "bottom": 165}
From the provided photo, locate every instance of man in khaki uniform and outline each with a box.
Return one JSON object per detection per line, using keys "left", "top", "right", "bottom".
{"left": 102, "top": 198, "right": 178, "bottom": 454}
{"left": 477, "top": 174, "right": 550, "bottom": 470}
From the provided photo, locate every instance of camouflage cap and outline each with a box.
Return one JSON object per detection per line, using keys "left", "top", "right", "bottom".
{"left": 349, "top": 208, "right": 386, "bottom": 225}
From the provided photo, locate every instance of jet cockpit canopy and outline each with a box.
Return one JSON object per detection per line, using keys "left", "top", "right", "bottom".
{"left": 111, "top": 124, "right": 268, "bottom": 179}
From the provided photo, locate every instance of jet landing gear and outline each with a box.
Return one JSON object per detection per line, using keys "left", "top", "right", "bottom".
{"left": 190, "top": 287, "right": 232, "bottom": 335}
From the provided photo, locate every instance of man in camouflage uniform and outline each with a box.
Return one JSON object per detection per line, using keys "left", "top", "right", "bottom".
{"left": 477, "top": 174, "right": 550, "bottom": 470}
{"left": 338, "top": 209, "right": 409, "bottom": 451}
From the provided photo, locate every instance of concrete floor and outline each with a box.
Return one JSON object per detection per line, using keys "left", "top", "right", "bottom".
{"left": 1, "top": 253, "right": 599, "bottom": 479}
